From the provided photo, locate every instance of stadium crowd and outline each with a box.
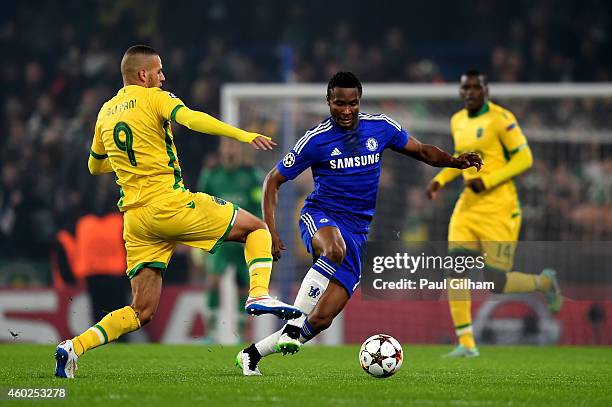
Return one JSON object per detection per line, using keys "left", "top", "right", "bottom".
{"left": 1, "top": 0, "right": 610, "bottom": 274}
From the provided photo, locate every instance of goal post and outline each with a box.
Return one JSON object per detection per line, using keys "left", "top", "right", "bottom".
{"left": 221, "top": 82, "right": 612, "bottom": 240}
{"left": 221, "top": 83, "right": 612, "bottom": 344}
{"left": 222, "top": 83, "right": 612, "bottom": 136}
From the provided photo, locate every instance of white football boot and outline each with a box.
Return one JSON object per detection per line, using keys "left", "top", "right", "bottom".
{"left": 235, "top": 350, "right": 262, "bottom": 376}
{"left": 244, "top": 295, "right": 302, "bottom": 320}
{"left": 54, "top": 339, "right": 79, "bottom": 378}
{"left": 275, "top": 333, "right": 301, "bottom": 355}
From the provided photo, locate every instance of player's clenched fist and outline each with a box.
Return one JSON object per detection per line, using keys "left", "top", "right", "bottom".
{"left": 453, "top": 152, "right": 483, "bottom": 171}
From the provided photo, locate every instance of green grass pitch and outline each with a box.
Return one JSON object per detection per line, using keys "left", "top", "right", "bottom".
{"left": 1, "top": 344, "right": 611, "bottom": 406}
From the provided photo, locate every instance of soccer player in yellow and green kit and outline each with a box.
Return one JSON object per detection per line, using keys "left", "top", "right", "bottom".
{"left": 427, "top": 70, "right": 562, "bottom": 357}
{"left": 54, "top": 45, "right": 301, "bottom": 378}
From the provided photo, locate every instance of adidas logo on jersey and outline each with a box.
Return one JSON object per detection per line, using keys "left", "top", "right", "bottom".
{"left": 331, "top": 148, "right": 342, "bottom": 156}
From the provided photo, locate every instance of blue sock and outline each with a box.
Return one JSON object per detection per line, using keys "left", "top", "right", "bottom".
{"left": 299, "top": 319, "right": 319, "bottom": 343}
{"left": 311, "top": 256, "right": 338, "bottom": 279}
{"left": 298, "top": 256, "right": 339, "bottom": 343}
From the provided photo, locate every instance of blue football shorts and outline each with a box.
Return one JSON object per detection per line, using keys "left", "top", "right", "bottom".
{"left": 298, "top": 204, "right": 367, "bottom": 296}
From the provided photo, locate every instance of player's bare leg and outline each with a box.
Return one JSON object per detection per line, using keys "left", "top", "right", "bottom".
{"left": 236, "top": 262, "right": 332, "bottom": 374}
{"left": 237, "top": 280, "right": 346, "bottom": 376}
{"left": 226, "top": 208, "right": 301, "bottom": 320}
{"left": 55, "top": 268, "right": 161, "bottom": 378}
{"left": 237, "top": 226, "right": 343, "bottom": 375}
{"left": 299, "top": 279, "right": 350, "bottom": 341}
{"left": 130, "top": 267, "right": 163, "bottom": 325}
{"left": 278, "top": 226, "right": 347, "bottom": 352}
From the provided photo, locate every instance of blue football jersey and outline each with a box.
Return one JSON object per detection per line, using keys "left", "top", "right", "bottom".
{"left": 277, "top": 113, "right": 410, "bottom": 232}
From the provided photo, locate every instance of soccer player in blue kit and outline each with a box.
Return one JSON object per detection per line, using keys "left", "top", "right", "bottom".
{"left": 237, "top": 72, "right": 483, "bottom": 375}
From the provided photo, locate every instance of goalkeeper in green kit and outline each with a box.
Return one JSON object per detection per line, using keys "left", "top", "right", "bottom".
{"left": 196, "top": 138, "right": 264, "bottom": 343}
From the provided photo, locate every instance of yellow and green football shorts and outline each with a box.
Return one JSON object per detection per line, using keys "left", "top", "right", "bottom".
{"left": 123, "top": 191, "right": 238, "bottom": 279}
{"left": 448, "top": 210, "right": 521, "bottom": 272}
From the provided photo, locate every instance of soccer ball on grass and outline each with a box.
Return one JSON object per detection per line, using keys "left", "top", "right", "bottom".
{"left": 359, "top": 334, "right": 403, "bottom": 378}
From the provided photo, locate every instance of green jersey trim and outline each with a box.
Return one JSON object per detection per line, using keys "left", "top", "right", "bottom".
{"left": 170, "top": 104, "right": 184, "bottom": 122}
{"left": 127, "top": 261, "right": 167, "bottom": 279}
{"left": 508, "top": 143, "right": 527, "bottom": 155}
{"left": 164, "top": 122, "right": 184, "bottom": 191}
{"left": 468, "top": 102, "right": 490, "bottom": 118}
{"left": 209, "top": 203, "right": 239, "bottom": 254}
{"left": 90, "top": 149, "right": 108, "bottom": 159}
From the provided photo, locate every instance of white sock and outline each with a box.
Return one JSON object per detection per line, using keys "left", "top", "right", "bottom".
{"left": 255, "top": 328, "right": 283, "bottom": 356}
{"left": 287, "top": 314, "right": 306, "bottom": 328}
{"left": 292, "top": 268, "right": 330, "bottom": 316}
{"left": 254, "top": 268, "right": 329, "bottom": 356}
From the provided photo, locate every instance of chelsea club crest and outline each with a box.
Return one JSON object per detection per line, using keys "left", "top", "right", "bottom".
{"left": 366, "top": 138, "right": 378, "bottom": 151}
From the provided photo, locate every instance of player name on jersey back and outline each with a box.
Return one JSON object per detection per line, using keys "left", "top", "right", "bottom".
{"left": 105, "top": 99, "right": 137, "bottom": 117}
{"left": 91, "top": 86, "right": 187, "bottom": 211}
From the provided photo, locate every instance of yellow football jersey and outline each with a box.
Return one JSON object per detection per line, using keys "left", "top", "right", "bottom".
{"left": 90, "top": 85, "right": 187, "bottom": 211}
{"left": 450, "top": 101, "right": 528, "bottom": 215}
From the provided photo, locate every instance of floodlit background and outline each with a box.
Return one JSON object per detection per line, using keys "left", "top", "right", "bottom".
{"left": 0, "top": 0, "right": 610, "bottom": 345}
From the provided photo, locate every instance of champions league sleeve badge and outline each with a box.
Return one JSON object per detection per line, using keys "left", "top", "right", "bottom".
{"left": 283, "top": 152, "right": 296, "bottom": 167}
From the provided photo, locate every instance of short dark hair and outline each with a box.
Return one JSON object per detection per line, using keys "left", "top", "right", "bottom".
{"left": 327, "top": 71, "right": 362, "bottom": 98}
{"left": 462, "top": 69, "right": 488, "bottom": 86}
{"left": 124, "top": 44, "right": 158, "bottom": 57}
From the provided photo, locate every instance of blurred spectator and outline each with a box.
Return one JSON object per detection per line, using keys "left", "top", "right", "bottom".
{"left": 571, "top": 158, "right": 612, "bottom": 239}
{"left": 52, "top": 174, "right": 130, "bottom": 326}
{"left": 0, "top": 0, "right": 611, "bottom": 277}
{"left": 383, "top": 28, "right": 409, "bottom": 82}
{"left": 545, "top": 163, "right": 581, "bottom": 238}
{"left": 0, "top": 163, "right": 23, "bottom": 252}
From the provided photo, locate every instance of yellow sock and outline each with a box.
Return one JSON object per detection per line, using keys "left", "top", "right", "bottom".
{"left": 448, "top": 278, "right": 475, "bottom": 349}
{"left": 244, "top": 228, "right": 273, "bottom": 297}
{"left": 503, "top": 271, "right": 544, "bottom": 293}
{"left": 72, "top": 306, "right": 140, "bottom": 356}
{"left": 537, "top": 273, "right": 552, "bottom": 291}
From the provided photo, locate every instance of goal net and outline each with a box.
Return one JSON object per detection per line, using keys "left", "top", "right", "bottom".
{"left": 221, "top": 83, "right": 612, "bottom": 345}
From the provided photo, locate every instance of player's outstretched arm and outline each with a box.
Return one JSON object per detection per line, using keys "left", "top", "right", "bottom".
{"left": 88, "top": 153, "right": 113, "bottom": 175}
{"left": 399, "top": 136, "right": 482, "bottom": 170}
{"left": 426, "top": 167, "right": 463, "bottom": 199}
{"left": 173, "top": 107, "right": 276, "bottom": 150}
{"left": 480, "top": 144, "right": 532, "bottom": 189}
{"left": 262, "top": 167, "right": 288, "bottom": 260}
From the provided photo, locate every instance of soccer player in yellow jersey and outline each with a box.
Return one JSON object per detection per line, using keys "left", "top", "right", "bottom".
{"left": 54, "top": 45, "right": 301, "bottom": 378}
{"left": 427, "top": 70, "right": 562, "bottom": 358}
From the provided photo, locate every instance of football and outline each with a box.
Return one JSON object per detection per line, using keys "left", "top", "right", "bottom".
{"left": 359, "top": 334, "right": 403, "bottom": 378}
